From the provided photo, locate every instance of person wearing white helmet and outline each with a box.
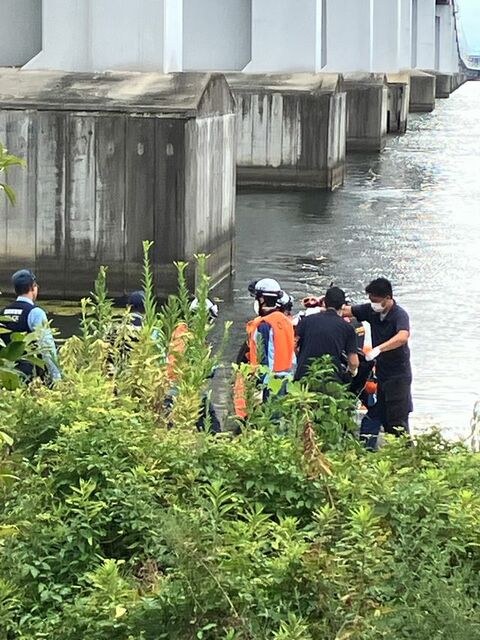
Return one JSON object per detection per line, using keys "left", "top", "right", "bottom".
{"left": 246, "top": 277, "right": 295, "bottom": 400}
{"left": 236, "top": 278, "right": 284, "bottom": 366}
{"left": 189, "top": 297, "right": 219, "bottom": 324}
{"left": 277, "top": 292, "right": 294, "bottom": 318}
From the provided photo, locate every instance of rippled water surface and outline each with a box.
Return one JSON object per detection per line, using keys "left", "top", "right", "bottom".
{"left": 223, "top": 81, "right": 480, "bottom": 439}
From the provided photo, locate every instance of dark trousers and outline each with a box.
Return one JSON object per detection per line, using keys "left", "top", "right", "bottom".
{"left": 360, "top": 376, "right": 412, "bottom": 450}
{"left": 197, "top": 395, "right": 221, "bottom": 434}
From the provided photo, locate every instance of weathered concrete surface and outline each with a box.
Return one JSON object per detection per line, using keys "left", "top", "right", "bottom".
{"left": 408, "top": 70, "right": 436, "bottom": 113}
{"left": 0, "top": 69, "right": 236, "bottom": 298}
{"left": 420, "top": 70, "right": 455, "bottom": 99}
{"left": 430, "top": 71, "right": 453, "bottom": 98}
{"left": 451, "top": 73, "right": 468, "bottom": 92}
{"left": 386, "top": 73, "right": 410, "bottom": 134}
{"left": 340, "top": 74, "right": 388, "bottom": 152}
{"left": 227, "top": 73, "right": 346, "bottom": 191}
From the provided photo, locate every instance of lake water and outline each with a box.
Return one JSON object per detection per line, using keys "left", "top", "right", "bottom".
{"left": 222, "top": 81, "right": 480, "bottom": 440}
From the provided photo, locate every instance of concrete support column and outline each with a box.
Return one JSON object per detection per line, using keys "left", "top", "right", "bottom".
{"left": 430, "top": 2, "right": 459, "bottom": 98}
{"left": 183, "top": 0, "right": 251, "bottom": 71}
{"left": 0, "top": 0, "right": 42, "bottom": 67}
{"left": 163, "top": 0, "right": 183, "bottom": 72}
{"left": 414, "top": 0, "right": 436, "bottom": 70}
{"left": 228, "top": 74, "right": 346, "bottom": 190}
{"left": 341, "top": 74, "right": 388, "bottom": 151}
{"left": 324, "top": 0, "right": 373, "bottom": 73}
{"left": 246, "top": 0, "right": 323, "bottom": 72}
{"left": 24, "top": 0, "right": 91, "bottom": 71}
{"left": 436, "top": 4, "right": 458, "bottom": 74}
{"left": 409, "top": 69, "right": 436, "bottom": 111}
{"left": 25, "top": 0, "right": 183, "bottom": 72}
{"left": 399, "top": 0, "right": 413, "bottom": 70}
{"left": 372, "top": 0, "right": 401, "bottom": 73}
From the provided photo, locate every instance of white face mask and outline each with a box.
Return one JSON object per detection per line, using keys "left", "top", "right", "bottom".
{"left": 371, "top": 302, "right": 384, "bottom": 313}
{"left": 253, "top": 300, "right": 260, "bottom": 315}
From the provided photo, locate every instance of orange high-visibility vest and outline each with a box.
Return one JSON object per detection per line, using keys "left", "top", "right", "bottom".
{"left": 233, "top": 371, "right": 248, "bottom": 419}
{"left": 167, "top": 322, "right": 190, "bottom": 382}
{"left": 246, "top": 311, "right": 295, "bottom": 373}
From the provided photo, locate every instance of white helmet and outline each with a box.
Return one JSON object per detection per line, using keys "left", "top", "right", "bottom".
{"left": 277, "top": 291, "right": 294, "bottom": 311}
{"left": 189, "top": 297, "right": 219, "bottom": 321}
{"left": 254, "top": 278, "right": 282, "bottom": 299}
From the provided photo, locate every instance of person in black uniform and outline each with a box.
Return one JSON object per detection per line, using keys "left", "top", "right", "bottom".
{"left": 344, "top": 277, "right": 412, "bottom": 440}
{"left": 295, "top": 287, "right": 359, "bottom": 383}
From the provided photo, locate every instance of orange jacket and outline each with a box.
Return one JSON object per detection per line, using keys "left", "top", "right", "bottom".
{"left": 246, "top": 311, "right": 295, "bottom": 373}
{"left": 167, "top": 322, "right": 190, "bottom": 382}
{"left": 233, "top": 371, "right": 248, "bottom": 419}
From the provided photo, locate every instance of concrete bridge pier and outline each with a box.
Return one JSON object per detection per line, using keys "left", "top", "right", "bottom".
{"left": 341, "top": 74, "right": 388, "bottom": 152}
{"left": 371, "top": 0, "right": 410, "bottom": 134}
{"left": 0, "top": 70, "right": 237, "bottom": 298}
{"left": 434, "top": 0, "right": 461, "bottom": 98}
{"left": 432, "top": 71, "right": 453, "bottom": 98}
{"left": 386, "top": 74, "right": 410, "bottom": 134}
{"left": 228, "top": 73, "right": 346, "bottom": 190}
{"left": 238, "top": 2, "right": 349, "bottom": 189}
{"left": 409, "top": 70, "right": 436, "bottom": 112}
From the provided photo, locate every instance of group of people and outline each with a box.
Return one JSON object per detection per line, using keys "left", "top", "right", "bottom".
{"left": 1, "top": 268, "right": 412, "bottom": 449}
{"left": 236, "top": 276, "right": 412, "bottom": 448}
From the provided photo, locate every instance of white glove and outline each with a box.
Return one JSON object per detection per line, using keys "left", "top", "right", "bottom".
{"left": 365, "top": 346, "right": 381, "bottom": 362}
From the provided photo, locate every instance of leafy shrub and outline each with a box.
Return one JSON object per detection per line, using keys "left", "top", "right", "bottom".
{"left": 1, "top": 251, "right": 480, "bottom": 639}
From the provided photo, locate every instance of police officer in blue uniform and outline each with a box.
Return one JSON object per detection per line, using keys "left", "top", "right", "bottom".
{"left": 1, "top": 269, "right": 61, "bottom": 382}
{"left": 127, "top": 290, "right": 146, "bottom": 328}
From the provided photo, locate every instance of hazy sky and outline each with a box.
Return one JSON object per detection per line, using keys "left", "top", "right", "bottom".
{"left": 457, "top": 0, "right": 480, "bottom": 53}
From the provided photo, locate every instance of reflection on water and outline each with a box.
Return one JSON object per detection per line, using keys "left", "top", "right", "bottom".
{"left": 223, "top": 81, "right": 480, "bottom": 439}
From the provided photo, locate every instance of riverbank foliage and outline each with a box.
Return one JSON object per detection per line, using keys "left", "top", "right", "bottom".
{"left": 1, "top": 249, "right": 480, "bottom": 639}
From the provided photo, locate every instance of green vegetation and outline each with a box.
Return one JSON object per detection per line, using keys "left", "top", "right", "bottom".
{"left": 1, "top": 247, "right": 480, "bottom": 639}
{"left": 0, "top": 143, "right": 25, "bottom": 205}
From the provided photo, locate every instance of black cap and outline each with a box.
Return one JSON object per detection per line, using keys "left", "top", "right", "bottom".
{"left": 127, "top": 290, "right": 145, "bottom": 312}
{"left": 12, "top": 269, "right": 37, "bottom": 294}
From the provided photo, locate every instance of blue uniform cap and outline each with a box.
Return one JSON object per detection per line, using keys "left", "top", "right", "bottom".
{"left": 127, "top": 290, "right": 146, "bottom": 312}
{"left": 12, "top": 269, "right": 37, "bottom": 291}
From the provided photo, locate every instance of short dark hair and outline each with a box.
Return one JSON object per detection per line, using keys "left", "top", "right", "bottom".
{"left": 365, "top": 278, "right": 393, "bottom": 299}
{"left": 261, "top": 294, "right": 279, "bottom": 309}
{"left": 12, "top": 269, "right": 37, "bottom": 296}
{"left": 324, "top": 286, "right": 346, "bottom": 310}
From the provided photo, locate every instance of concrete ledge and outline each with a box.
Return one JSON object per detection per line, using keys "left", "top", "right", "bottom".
{"left": 237, "top": 165, "right": 345, "bottom": 191}
{"left": 340, "top": 73, "right": 388, "bottom": 152}
{"left": 425, "top": 71, "right": 453, "bottom": 98}
{"left": 227, "top": 73, "right": 347, "bottom": 191}
{"left": 386, "top": 73, "right": 410, "bottom": 134}
{"left": 408, "top": 70, "right": 436, "bottom": 113}
{"left": 451, "top": 72, "right": 468, "bottom": 92}
{"left": 0, "top": 235, "right": 235, "bottom": 300}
